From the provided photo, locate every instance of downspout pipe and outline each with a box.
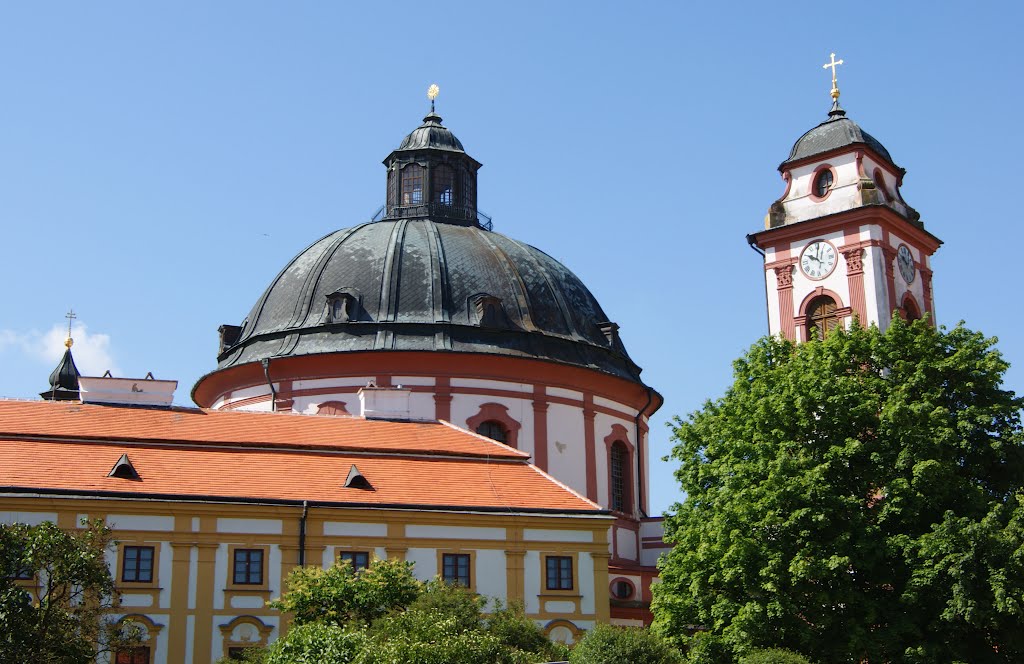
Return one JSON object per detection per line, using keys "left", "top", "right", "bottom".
{"left": 634, "top": 387, "right": 654, "bottom": 518}
{"left": 747, "top": 233, "right": 770, "bottom": 333}
{"left": 261, "top": 358, "right": 277, "bottom": 413}
{"left": 298, "top": 500, "right": 309, "bottom": 567}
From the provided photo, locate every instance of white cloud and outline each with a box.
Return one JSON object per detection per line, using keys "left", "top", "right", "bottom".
{"left": 0, "top": 323, "right": 120, "bottom": 377}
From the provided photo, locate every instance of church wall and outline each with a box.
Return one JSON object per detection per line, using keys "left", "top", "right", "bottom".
{"left": 545, "top": 402, "right": 587, "bottom": 495}
{"left": 782, "top": 153, "right": 860, "bottom": 224}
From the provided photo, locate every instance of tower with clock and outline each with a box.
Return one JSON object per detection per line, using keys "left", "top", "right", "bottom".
{"left": 748, "top": 54, "right": 942, "bottom": 341}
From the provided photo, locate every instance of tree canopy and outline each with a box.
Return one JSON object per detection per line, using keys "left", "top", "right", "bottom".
{"left": 0, "top": 519, "right": 137, "bottom": 663}
{"left": 258, "top": 558, "right": 570, "bottom": 664}
{"left": 652, "top": 319, "right": 1024, "bottom": 663}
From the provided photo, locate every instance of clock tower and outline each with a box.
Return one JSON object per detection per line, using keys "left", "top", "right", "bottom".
{"left": 748, "top": 55, "right": 941, "bottom": 341}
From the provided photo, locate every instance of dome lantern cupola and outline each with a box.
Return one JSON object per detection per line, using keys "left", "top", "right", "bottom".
{"left": 383, "top": 91, "right": 482, "bottom": 226}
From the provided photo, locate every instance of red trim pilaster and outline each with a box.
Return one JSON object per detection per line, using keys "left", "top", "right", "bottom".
{"left": 774, "top": 264, "right": 796, "bottom": 340}
{"left": 532, "top": 385, "right": 549, "bottom": 472}
{"left": 434, "top": 376, "right": 452, "bottom": 421}
{"left": 920, "top": 267, "right": 935, "bottom": 322}
{"left": 584, "top": 394, "right": 597, "bottom": 501}
{"left": 881, "top": 242, "right": 898, "bottom": 323}
{"left": 842, "top": 247, "right": 867, "bottom": 324}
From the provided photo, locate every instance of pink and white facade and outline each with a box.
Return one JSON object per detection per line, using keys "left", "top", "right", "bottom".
{"left": 751, "top": 104, "right": 942, "bottom": 339}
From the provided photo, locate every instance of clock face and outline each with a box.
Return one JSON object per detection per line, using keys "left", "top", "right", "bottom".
{"left": 897, "top": 245, "right": 916, "bottom": 283}
{"left": 799, "top": 240, "right": 837, "bottom": 280}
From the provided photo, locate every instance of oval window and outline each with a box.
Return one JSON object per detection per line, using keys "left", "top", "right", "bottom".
{"left": 814, "top": 169, "right": 834, "bottom": 198}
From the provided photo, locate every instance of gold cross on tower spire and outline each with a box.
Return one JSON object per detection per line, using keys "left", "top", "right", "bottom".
{"left": 64, "top": 309, "right": 76, "bottom": 349}
{"left": 823, "top": 52, "right": 844, "bottom": 101}
{"left": 427, "top": 83, "right": 439, "bottom": 113}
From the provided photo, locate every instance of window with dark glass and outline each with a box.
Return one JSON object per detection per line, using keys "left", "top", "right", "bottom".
{"left": 610, "top": 442, "right": 629, "bottom": 512}
{"left": 902, "top": 298, "right": 921, "bottom": 322}
{"left": 433, "top": 164, "right": 455, "bottom": 206}
{"left": 401, "top": 164, "right": 423, "bottom": 205}
{"left": 814, "top": 169, "right": 834, "bottom": 197}
{"left": 387, "top": 168, "right": 397, "bottom": 208}
{"left": 121, "top": 546, "right": 154, "bottom": 583}
{"left": 807, "top": 295, "right": 839, "bottom": 340}
{"left": 339, "top": 551, "right": 370, "bottom": 572}
{"left": 545, "top": 556, "right": 573, "bottom": 591}
{"left": 115, "top": 646, "right": 150, "bottom": 664}
{"left": 461, "top": 167, "right": 474, "bottom": 210}
{"left": 442, "top": 553, "right": 471, "bottom": 586}
{"left": 475, "top": 420, "right": 508, "bottom": 444}
{"left": 232, "top": 549, "right": 264, "bottom": 585}
{"left": 613, "top": 580, "right": 634, "bottom": 599}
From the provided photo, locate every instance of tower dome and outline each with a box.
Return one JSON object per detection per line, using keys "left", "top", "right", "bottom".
{"left": 781, "top": 102, "right": 895, "bottom": 169}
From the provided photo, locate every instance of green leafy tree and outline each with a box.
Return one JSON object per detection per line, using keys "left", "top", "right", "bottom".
{"left": 268, "top": 557, "right": 422, "bottom": 627}
{"left": 265, "top": 560, "right": 566, "bottom": 663}
{"left": 0, "top": 519, "right": 138, "bottom": 663}
{"left": 568, "top": 623, "right": 683, "bottom": 664}
{"left": 652, "top": 319, "right": 1024, "bottom": 663}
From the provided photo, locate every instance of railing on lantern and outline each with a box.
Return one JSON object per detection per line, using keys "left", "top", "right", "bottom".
{"left": 369, "top": 203, "right": 493, "bottom": 231}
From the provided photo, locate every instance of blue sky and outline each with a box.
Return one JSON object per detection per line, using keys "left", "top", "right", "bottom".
{"left": 1, "top": 2, "right": 1021, "bottom": 515}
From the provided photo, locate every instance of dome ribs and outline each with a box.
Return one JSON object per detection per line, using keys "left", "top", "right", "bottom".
{"left": 292, "top": 224, "right": 368, "bottom": 330}
{"left": 475, "top": 231, "right": 536, "bottom": 332}
{"left": 374, "top": 219, "right": 410, "bottom": 349}
{"left": 424, "top": 220, "right": 454, "bottom": 351}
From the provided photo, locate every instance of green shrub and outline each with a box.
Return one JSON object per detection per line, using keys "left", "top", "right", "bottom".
{"left": 739, "top": 648, "right": 815, "bottom": 664}
{"left": 569, "top": 623, "right": 683, "bottom": 664}
{"left": 263, "top": 622, "right": 364, "bottom": 664}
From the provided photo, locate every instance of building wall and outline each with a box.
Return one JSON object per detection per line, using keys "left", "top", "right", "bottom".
{"left": 212, "top": 370, "right": 651, "bottom": 563}
{"left": 1, "top": 498, "right": 611, "bottom": 663}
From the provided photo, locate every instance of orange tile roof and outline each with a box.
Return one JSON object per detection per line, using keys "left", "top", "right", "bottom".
{"left": 0, "top": 400, "right": 528, "bottom": 459}
{"left": 0, "top": 401, "right": 600, "bottom": 513}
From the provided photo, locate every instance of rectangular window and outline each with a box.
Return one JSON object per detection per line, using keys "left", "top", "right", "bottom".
{"left": 441, "top": 553, "right": 471, "bottom": 586}
{"left": 545, "top": 556, "right": 573, "bottom": 591}
{"left": 121, "top": 546, "right": 155, "bottom": 583}
{"left": 339, "top": 551, "right": 370, "bottom": 572}
{"left": 115, "top": 646, "right": 150, "bottom": 664}
{"left": 232, "top": 548, "right": 264, "bottom": 585}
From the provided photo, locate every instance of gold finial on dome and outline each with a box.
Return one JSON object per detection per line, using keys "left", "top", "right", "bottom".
{"left": 427, "top": 83, "right": 439, "bottom": 113}
{"left": 64, "top": 308, "right": 76, "bottom": 348}
{"left": 823, "top": 52, "right": 844, "bottom": 101}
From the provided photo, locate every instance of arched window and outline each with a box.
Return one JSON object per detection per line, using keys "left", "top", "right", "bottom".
{"left": 814, "top": 169, "right": 834, "bottom": 197}
{"left": 902, "top": 295, "right": 921, "bottom": 322}
{"left": 610, "top": 441, "right": 629, "bottom": 513}
{"left": 401, "top": 164, "right": 423, "bottom": 205}
{"left": 433, "top": 164, "right": 455, "bottom": 206}
{"left": 475, "top": 420, "right": 508, "bottom": 444}
{"left": 806, "top": 295, "right": 839, "bottom": 340}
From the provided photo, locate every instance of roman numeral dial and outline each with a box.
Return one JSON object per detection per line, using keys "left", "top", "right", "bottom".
{"left": 799, "top": 240, "right": 837, "bottom": 280}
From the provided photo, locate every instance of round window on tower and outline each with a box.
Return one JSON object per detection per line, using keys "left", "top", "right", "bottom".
{"left": 813, "top": 167, "right": 835, "bottom": 199}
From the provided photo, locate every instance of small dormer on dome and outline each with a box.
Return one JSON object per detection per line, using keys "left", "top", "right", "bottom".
{"left": 383, "top": 110, "right": 483, "bottom": 226}
{"left": 766, "top": 100, "right": 920, "bottom": 229}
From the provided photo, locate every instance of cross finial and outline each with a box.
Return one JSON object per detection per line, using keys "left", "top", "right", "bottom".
{"left": 823, "top": 52, "right": 844, "bottom": 101}
{"left": 427, "top": 83, "right": 439, "bottom": 113}
{"left": 64, "top": 309, "right": 76, "bottom": 349}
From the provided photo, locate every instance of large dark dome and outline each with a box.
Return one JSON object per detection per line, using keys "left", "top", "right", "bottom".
{"left": 215, "top": 218, "right": 642, "bottom": 381}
